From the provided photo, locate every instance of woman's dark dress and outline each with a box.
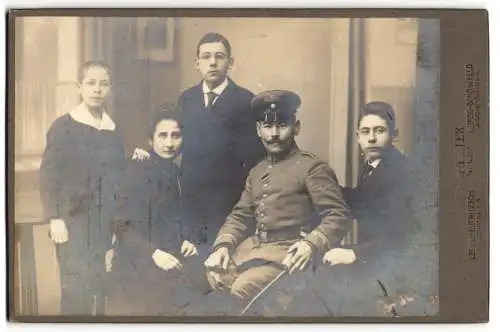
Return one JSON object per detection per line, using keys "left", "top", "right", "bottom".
{"left": 108, "top": 152, "right": 193, "bottom": 315}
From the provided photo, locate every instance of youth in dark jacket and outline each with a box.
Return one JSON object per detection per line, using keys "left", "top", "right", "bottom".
{"left": 177, "top": 33, "right": 266, "bottom": 252}
{"left": 131, "top": 33, "right": 265, "bottom": 255}
{"left": 317, "top": 102, "right": 432, "bottom": 317}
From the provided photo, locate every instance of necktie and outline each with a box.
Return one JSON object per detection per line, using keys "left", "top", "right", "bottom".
{"left": 361, "top": 163, "right": 374, "bottom": 181}
{"left": 206, "top": 91, "right": 218, "bottom": 109}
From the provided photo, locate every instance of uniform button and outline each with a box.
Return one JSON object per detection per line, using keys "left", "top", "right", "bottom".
{"left": 263, "top": 183, "right": 269, "bottom": 188}
{"left": 263, "top": 194, "right": 268, "bottom": 198}
{"left": 260, "top": 202, "right": 265, "bottom": 207}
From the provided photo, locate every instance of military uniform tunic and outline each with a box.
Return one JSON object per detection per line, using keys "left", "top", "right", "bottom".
{"left": 211, "top": 145, "right": 353, "bottom": 299}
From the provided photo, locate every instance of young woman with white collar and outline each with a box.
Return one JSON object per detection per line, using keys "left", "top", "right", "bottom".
{"left": 39, "top": 61, "right": 126, "bottom": 316}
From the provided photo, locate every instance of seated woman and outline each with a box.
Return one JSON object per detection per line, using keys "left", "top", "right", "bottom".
{"left": 107, "top": 104, "right": 198, "bottom": 316}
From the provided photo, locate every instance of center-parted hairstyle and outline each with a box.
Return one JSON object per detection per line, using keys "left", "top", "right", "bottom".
{"left": 147, "top": 103, "right": 184, "bottom": 139}
{"left": 196, "top": 32, "right": 232, "bottom": 58}
{"left": 357, "top": 101, "right": 397, "bottom": 133}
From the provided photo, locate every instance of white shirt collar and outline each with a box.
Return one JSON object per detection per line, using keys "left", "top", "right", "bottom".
{"left": 69, "top": 102, "right": 116, "bottom": 131}
{"left": 368, "top": 158, "right": 381, "bottom": 169}
{"left": 202, "top": 77, "right": 229, "bottom": 96}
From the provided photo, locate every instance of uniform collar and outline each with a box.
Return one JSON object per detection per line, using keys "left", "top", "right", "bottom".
{"left": 202, "top": 77, "right": 229, "bottom": 96}
{"left": 69, "top": 102, "right": 116, "bottom": 131}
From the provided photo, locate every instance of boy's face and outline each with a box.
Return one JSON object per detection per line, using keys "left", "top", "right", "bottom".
{"left": 196, "top": 42, "right": 233, "bottom": 86}
{"left": 150, "top": 119, "right": 183, "bottom": 159}
{"left": 356, "top": 114, "right": 394, "bottom": 162}
{"left": 257, "top": 119, "right": 300, "bottom": 155}
{"left": 78, "top": 66, "right": 111, "bottom": 109}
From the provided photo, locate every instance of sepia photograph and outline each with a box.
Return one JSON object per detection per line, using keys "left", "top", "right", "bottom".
{"left": 10, "top": 11, "right": 447, "bottom": 321}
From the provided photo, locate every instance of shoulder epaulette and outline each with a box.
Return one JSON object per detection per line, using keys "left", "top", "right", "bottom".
{"left": 299, "top": 150, "right": 320, "bottom": 160}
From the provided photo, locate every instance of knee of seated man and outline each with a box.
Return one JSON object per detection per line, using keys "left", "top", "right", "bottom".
{"left": 229, "top": 278, "right": 258, "bottom": 300}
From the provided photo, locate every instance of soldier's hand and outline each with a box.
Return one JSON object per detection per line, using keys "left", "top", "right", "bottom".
{"left": 322, "top": 248, "right": 356, "bottom": 266}
{"left": 49, "top": 218, "right": 69, "bottom": 244}
{"left": 282, "top": 241, "right": 313, "bottom": 274}
{"left": 181, "top": 240, "right": 198, "bottom": 257}
{"left": 207, "top": 270, "right": 225, "bottom": 290}
{"left": 105, "top": 249, "right": 114, "bottom": 272}
{"left": 204, "top": 247, "right": 231, "bottom": 271}
{"left": 131, "top": 148, "right": 151, "bottom": 162}
{"left": 152, "top": 249, "right": 182, "bottom": 271}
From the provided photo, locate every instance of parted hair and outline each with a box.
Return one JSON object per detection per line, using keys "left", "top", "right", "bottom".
{"left": 78, "top": 60, "right": 112, "bottom": 83}
{"left": 147, "top": 103, "right": 183, "bottom": 139}
{"left": 196, "top": 32, "right": 232, "bottom": 57}
{"left": 357, "top": 101, "right": 397, "bottom": 133}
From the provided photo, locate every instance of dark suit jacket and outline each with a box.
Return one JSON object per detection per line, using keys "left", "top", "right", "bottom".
{"left": 177, "top": 78, "right": 266, "bottom": 242}
{"left": 342, "top": 145, "right": 420, "bottom": 265}
{"left": 312, "top": 146, "right": 434, "bottom": 316}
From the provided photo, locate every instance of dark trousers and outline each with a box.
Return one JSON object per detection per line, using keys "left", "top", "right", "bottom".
{"left": 310, "top": 264, "right": 384, "bottom": 316}
{"left": 310, "top": 256, "right": 439, "bottom": 317}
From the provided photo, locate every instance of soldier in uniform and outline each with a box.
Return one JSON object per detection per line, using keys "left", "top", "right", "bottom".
{"left": 203, "top": 90, "right": 353, "bottom": 314}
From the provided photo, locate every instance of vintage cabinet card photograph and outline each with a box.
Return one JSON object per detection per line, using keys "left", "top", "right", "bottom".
{"left": 6, "top": 8, "right": 489, "bottom": 323}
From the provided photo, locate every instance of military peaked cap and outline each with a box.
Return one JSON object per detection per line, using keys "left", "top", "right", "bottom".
{"left": 251, "top": 90, "right": 301, "bottom": 123}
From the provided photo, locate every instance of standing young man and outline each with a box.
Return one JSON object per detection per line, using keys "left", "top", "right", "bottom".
{"left": 178, "top": 33, "right": 265, "bottom": 254}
